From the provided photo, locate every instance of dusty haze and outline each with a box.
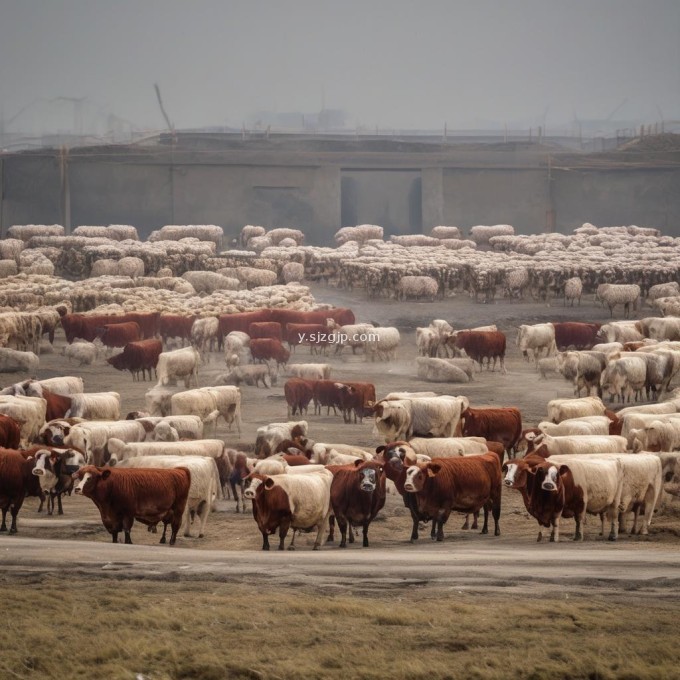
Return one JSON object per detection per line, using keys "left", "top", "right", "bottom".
{"left": 1, "top": 0, "right": 679, "bottom": 134}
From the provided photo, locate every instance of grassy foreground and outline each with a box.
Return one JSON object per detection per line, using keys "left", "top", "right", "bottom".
{"left": 1, "top": 575, "right": 678, "bottom": 680}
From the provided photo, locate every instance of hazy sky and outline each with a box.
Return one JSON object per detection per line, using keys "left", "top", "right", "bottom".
{"left": 1, "top": 0, "right": 679, "bottom": 135}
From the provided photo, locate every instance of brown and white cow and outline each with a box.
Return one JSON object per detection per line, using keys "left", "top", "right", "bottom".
{"left": 326, "top": 459, "right": 386, "bottom": 548}
{"left": 402, "top": 453, "right": 502, "bottom": 542}
{"left": 246, "top": 469, "right": 333, "bottom": 551}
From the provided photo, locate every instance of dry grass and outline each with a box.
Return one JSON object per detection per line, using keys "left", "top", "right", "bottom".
{"left": 0, "top": 575, "right": 678, "bottom": 679}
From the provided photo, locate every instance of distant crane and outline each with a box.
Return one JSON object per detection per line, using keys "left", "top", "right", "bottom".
{"left": 154, "top": 83, "right": 175, "bottom": 140}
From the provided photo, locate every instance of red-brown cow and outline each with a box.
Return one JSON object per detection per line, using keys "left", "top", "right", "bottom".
{"left": 501, "top": 456, "right": 578, "bottom": 542}
{"left": 461, "top": 407, "right": 522, "bottom": 459}
{"left": 0, "top": 449, "right": 44, "bottom": 533}
{"left": 218, "top": 310, "right": 272, "bottom": 349}
{"left": 249, "top": 321, "right": 283, "bottom": 341}
{"left": 159, "top": 315, "right": 196, "bottom": 347}
{"left": 73, "top": 465, "right": 191, "bottom": 545}
{"left": 97, "top": 322, "right": 142, "bottom": 349}
{"left": 452, "top": 331, "right": 506, "bottom": 373}
{"left": 337, "top": 381, "right": 376, "bottom": 424}
{"left": 402, "top": 453, "right": 502, "bottom": 541}
{"left": 284, "top": 378, "right": 314, "bottom": 417}
{"left": 326, "top": 460, "right": 386, "bottom": 548}
{"left": 552, "top": 322, "right": 600, "bottom": 351}
{"left": 107, "top": 338, "right": 163, "bottom": 381}
{"left": 125, "top": 311, "right": 160, "bottom": 340}
{"left": 35, "top": 388, "right": 72, "bottom": 421}
{"left": 250, "top": 338, "right": 290, "bottom": 368}
{"left": 285, "top": 323, "right": 330, "bottom": 354}
{"left": 0, "top": 415, "right": 21, "bottom": 449}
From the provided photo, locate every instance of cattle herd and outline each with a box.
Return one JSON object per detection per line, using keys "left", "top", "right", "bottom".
{"left": 1, "top": 220, "right": 680, "bottom": 552}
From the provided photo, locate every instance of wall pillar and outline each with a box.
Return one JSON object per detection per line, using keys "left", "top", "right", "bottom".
{"left": 421, "top": 167, "right": 444, "bottom": 230}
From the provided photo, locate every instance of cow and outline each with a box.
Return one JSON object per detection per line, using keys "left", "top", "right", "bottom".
{"left": 326, "top": 460, "right": 386, "bottom": 548}
{"left": 38, "top": 417, "right": 86, "bottom": 447}
{"left": 249, "top": 338, "right": 291, "bottom": 368}
{"left": 160, "top": 314, "right": 196, "bottom": 347}
{"left": 461, "top": 407, "right": 522, "bottom": 459}
{"left": 551, "top": 322, "right": 600, "bottom": 351}
{"left": 0, "top": 415, "right": 21, "bottom": 449}
{"left": 96, "top": 322, "right": 142, "bottom": 349}
{"left": 254, "top": 421, "right": 308, "bottom": 458}
{"left": 218, "top": 310, "right": 273, "bottom": 350}
{"left": 284, "top": 378, "right": 314, "bottom": 417}
{"left": 31, "top": 447, "right": 86, "bottom": 515}
{"left": 248, "top": 321, "right": 283, "bottom": 342}
{"left": 23, "top": 385, "right": 72, "bottom": 421}
{"left": 246, "top": 469, "right": 333, "bottom": 550}
{"left": 516, "top": 324, "right": 556, "bottom": 362}
{"left": 73, "top": 465, "right": 191, "bottom": 545}
{"left": 0, "top": 448, "right": 43, "bottom": 533}
{"left": 107, "top": 339, "right": 163, "bottom": 381}
{"left": 451, "top": 330, "right": 506, "bottom": 373}
{"left": 285, "top": 323, "right": 330, "bottom": 354}
{"left": 402, "top": 453, "right": 502, "bottom": 542}
{"left": 373, "top": 395, "right": 469, "bottom": 442}
{"left": 156, "top": 346, "right": 201, "bottom": 388}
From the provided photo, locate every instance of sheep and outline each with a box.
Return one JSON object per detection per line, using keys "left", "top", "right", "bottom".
{"left": 532, "top": 433, "right": 627, "bottom": 456}
{"left": 416, "top": 327, "right": 440, "bottom": 357}
{"left": 564, "top": 277, "right": 583, "bottom": 306}
{"left": 156, "top": 347, "right": 201, "bottom": 388}
{"left": 281, "top": 262, "right": 304, "bottom": 284}
{"left": 632, "top": 420, "right": 680, "bottom": 452}
{"left": 335, "top": 225, "right": 383, "bottom": 245}
{"left": 429, "top": 226, "right": 461, "bottom": 240}
{"left": 416, "top": 357, "right": 470, "bottom": 383}
{"left": 214, "top": 364, "right": 277, "bottom": 388}
{"left": 0, "top": 348, "right": 39, "bottom": 373}
{"left": 65, "top": 392, "right": 121, "bottom": 421}
{"left": 364, "top": 326, "right": 400, "bottom": 361}
{"left": 236, "top": 267, "right": 278, "bottom": 289}
{"left": 597, "top": 322, "right": 644, "bottom": 344}
{"left": 654, "top": 297, "right": 680, "bottom": 317}
{"left": 537, "top": 356, "right": 559, "bottom": 379}
{"left": 537, "top": 416, "right": 612, "bottom": 437}
{"left": 469, "top": 224, "right": 514, "bottom": 246}
{"left": 240, "top": 225, "right": 266, "bottom": 247}
{"left": 600, "top": 356, "right": 647, "bottom": 403}
{"left": 396, "top": 275, "right": 438, "bottom": 301}
{"left": 62, "top": 340, "right": 99, "bottom": 366}
{"left": 181, "top": 271, "right": 239, "bottom": 294}
{"left": 191, "top": 317, "right": 219, "bottom": 355}
{"left": 596, "top": 283, "right": 641, "bottom": 318}
{"left": 117, "top": 256, "right": 145, "bottom": 278}
{"left": 286, "top": 363, "right": 331, "bottom": 380}
{"left": 503, "top": 267, "right": 529, "bottom": 298}
{"left": 266, "top": 228, "right": 304, "bottom": 245}
{"left": 0, "top": 260, "right": 19, "bottom": 278}
{"left": 647, "top": 282, "right": 680, "bottom": 307}
{"left": 546, "top": 396, "right": 606, "bottom": 423}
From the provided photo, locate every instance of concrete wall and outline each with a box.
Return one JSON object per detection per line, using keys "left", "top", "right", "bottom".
{"left": 341, "top": 170, "right": 422, "bottom": 237}
{"left": 2, "top": 146, "right": 680, "bottom": 243}
{"left": 0, "top": 155, "right": 61, "bottom": 234}
{"left": 441, "top": 168, "right": 550, "bottom": 234}
{"left": 551, "top": 169, "right": 680, "bottom": 234}
{"left": 69, "top": 161, "right": 172, "bottom": 238}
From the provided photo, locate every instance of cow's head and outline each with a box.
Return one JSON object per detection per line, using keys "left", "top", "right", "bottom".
{"left": 243, "top": 473, "right": 266, "bottom": 499}
{"left": 403, "top": 462, "right": 440, "bottom": 493}
{"left": 538, "top": 464, "right": 564, "bottom": 492}
{"left": 355, "top": 460, "right": 383, "bottom": 493}
{"left": 73, "top": 466, "right": 110, "bottom": 496}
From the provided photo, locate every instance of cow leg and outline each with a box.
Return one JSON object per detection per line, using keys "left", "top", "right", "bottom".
{"left": 550, "top": 513, "right": 562, "bottom": 542}
{"left": 8, "top": 504, "right": 20, "bottom": 534}
{"left": 475, "top": 504, "right": 488, "bottom": 534}
{"left": 111, "top": 531, "right": 119, "bottom": 543}
{"left": 435, "top": 512, "right": 446, "bottom": 542}
{"left": 278, "top": 521, "right": 290, "bottom": 550}
{"left": 160, "top": 522, "right": 169, "bottom": 544}
{"left": 461, "top": 514, "right": 470, "bottom": 530}
{"left": 240, "top": 484, "right": 247, "bottom": 513}
{"left": 57, "top": 494, "right": 64, "bottom": 515}
{"left": 261, "top": 531, "right": 270, "bottom": 551}
{"left": 573, "top": 513, "right": 584, "bottom": 541}
{"left": 492, "top": 501, "right": 501, "bottom": 536}
{"left": 37, "top": 494, "right": 44, "bottom": 513}
{"left": 339, "top": 517, "right": 348, "bottom": 548}
{"left": 409, "top": 508, "right": 420, "bottom": 543}
{"left": 326, "top": 515, "right": 335, "bottom": 543}
{"left": 430, "top": 518, "right": 437, "bottom": 540}
{"left": 348, "top": 522, "right": 355, "bottom": 544}
{"left": 607, "top": 506, "right": 618, "bottom": 541}
{"left": 230, "top": 482, "right": 240, "bottom": 512}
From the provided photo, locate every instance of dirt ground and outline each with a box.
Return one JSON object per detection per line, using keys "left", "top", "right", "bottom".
{"left": 5, "top": 282, "right": 680, "bottom": 551}
{"left": 2, "top": 283, "right": 680, "bottom": 679}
